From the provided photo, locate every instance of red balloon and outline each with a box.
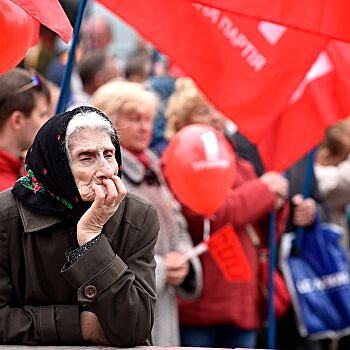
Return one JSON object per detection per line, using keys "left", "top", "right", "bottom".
{"left": 162, "top": 124, "right": 236, "bottom": 216}
{"left": 0, "top": 1, "right": 38, "bottom": 75}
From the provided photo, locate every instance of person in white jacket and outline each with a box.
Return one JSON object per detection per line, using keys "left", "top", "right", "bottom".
{"left": 314, "top": 117, "right": 350, "bottom": 248}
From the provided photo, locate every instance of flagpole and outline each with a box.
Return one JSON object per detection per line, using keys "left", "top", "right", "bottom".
{"left": 56, "top": 0, "right": 89, "bottom": 113}
{"left": 267, "top": 211, "right": 276, "bottom": 349}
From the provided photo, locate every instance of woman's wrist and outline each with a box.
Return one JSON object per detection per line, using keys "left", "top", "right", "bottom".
{"left": 77, "top": 221, "right": 102, "bottom": 246}
{"left": 76, "top": 228, "right": 102, "bottom": 246}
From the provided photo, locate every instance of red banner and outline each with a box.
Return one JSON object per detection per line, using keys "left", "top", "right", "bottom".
{"left": 98, "top": 0, "right": 350, "bottom": 171}
{"left": 187, "top": 0, "right": 350, "bottom": 42}
{"left": 207, "top": 224, "right": 253, "bottom": 282}
{"left": 11, "top": 0, "right": 72, "bottom": 43}
{"left": 259, "top": 41, "right": 350, "bottom": 170}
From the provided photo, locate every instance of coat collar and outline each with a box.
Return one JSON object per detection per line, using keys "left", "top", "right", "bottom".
{"left": 16, "top": 195, "right": 125, "bottom": 243}
{"left": 121, "top": 148, "right": 147, "bottom": 184}
{"left": 17, "top": 196, "right": 62, "bottom": 233}
{"left": 121, "top": 147, "right": 161, "bottom": 184}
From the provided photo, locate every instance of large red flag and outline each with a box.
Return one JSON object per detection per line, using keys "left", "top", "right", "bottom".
{"left": 11, "top": 0, "right": 72, "bottom": 43}
{"left": 98, "top": 0, "right": 333, "bottom": 170}
{"left": 187, "top": 0, "right": 350, "bottom": 43}
{"left": 258, "top": 41, "right": 350, "bottom": 171}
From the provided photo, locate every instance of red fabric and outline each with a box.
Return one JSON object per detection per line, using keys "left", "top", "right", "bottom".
{"left": 189, "top": 0, "right": 350, "bottom": 42}
{"left": 0, "top": 149, "right": 23, "bottom": 192}
{"left": 10, "top": 0, "right": 72, "bottom": 43}
{"left": 97, "top": 0, "right": 331, "bottom": 171}
{"left": 258, "top": 41, "right": 350, "bottom": 171}
{"left": 0, "top": 1, "right": 39, "bottom": 74}
{"left": 207, "top": 224, "right": 254, "bottom": 282}
{"left": 178, "top": 157, "right": 287, "bottom": 329}
{"left": 259, "top": 246, "right": 291, "bottom": 320}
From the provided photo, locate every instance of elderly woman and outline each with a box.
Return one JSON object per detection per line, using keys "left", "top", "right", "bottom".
{"left": 165, "top": 78, "right": 290, "bottom": 349}
{"left": 0, "top": 106, "right": 158, "bottom": 346}
{"left": 92, "top": 80, "right": 202, "bottom": 346}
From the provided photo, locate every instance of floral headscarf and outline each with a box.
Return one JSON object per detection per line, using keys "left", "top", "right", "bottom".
{"left": 12, "top": 106, "right": 122, "bottom": 218}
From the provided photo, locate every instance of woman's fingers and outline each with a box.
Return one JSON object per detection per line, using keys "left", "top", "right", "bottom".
{"left": 111, "top": 175, "right": 127, "bottom": 199}
{"left": 91, "top": 183, "right": 106, "bottom": 206}
{"left": 102, "top": 176, "right": 127, "bottom": 207}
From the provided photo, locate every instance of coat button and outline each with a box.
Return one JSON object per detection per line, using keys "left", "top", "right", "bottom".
{"left": 84, "top": 285, "right": 97, "bottom": 299}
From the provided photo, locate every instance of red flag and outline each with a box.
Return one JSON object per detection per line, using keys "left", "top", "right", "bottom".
{"left": 186, "top": 0, "right": 350, "bottom": 43}
{"left": 207, "top": 224, "right": 253, "bottom": 282}
{"left": 179, "top": 224, "right": 253, "bottom": 282}
{"left": 10, "top": 0, "right": 73, "bottom": 43}
{"left": 258, "top": 41, "right": 350, "bottom": 171}
{"left": 98, "top": 0, "right": 331, "bottom": 170}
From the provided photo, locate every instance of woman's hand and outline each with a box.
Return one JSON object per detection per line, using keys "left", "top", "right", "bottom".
{"left": 292, "top": 194, "right": 317, "bottom": 226}
{"left": 80, "top": 311, "right": 109, "bottom": 345}
{"left": 260, "top": 171, "right": 289, "bottom": 210}
{"left": 164, "top": 251, "right": 190, "bottom": 286}
{"left": 77, "top": 175, "right": 127, "bottom": 245}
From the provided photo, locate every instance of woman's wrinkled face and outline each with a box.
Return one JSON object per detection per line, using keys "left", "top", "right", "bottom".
{"left": 69, "top": 128, "right": 118, "bottom": 201}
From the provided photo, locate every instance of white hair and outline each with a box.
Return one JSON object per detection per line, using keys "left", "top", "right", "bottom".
{"left": 65, "top": 110, "right": 116, "bottom": 157}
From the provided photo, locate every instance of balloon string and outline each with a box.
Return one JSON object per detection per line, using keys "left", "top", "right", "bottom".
{"left": 203, "top": 217, "right": 211, "bottom": 241}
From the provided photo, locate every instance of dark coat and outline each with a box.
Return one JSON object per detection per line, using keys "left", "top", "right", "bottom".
{"left": 0, "top": 189, "right": 159, "bottom": 346}
{"left": 285, "top": 155, "right": 330, "bottom": 232}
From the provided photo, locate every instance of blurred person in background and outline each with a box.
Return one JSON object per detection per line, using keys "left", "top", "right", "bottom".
{"left": 313, "top": 118, "right": 350, "bottom": 350}
{"left": 70, "top": 50, "right": 119, "bottom": 108}
{"left": 0, "top": 68, "right": 51, "bottom": 191}
{"left": 24, "top": 26, "right": 58, "bottom": 75}
{"left": 92, "top": 80, "right": 202, "bottom": 346}
{"left": 80, "top": 14, "right": 113, "bottom": 52}
{"left": 124, "top": 54, "right": 152, "bottom": 83}
{"left": 314, "top": 118, "right": 350, "bottom": 236}
{"left": 165, "top": 78, "right": 290, "bottom": 349}
{"left": 45, "top": 13, "right": 115, "bottom": 108}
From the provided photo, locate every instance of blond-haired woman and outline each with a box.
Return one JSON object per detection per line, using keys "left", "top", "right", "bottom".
{"left": 165, "top": 78, "right": 289, "bottom": 349}
{"left": 92, "top": 80, "right": 202, "bottom": 346}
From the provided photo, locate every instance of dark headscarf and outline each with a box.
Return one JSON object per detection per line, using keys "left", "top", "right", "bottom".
{"left": 12, "top": 106, "right": 122, "bottom": 218}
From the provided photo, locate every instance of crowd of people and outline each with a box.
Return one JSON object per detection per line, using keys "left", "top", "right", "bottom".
{"left": 1, "top": 11, "right": 350, "bottom": 350}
